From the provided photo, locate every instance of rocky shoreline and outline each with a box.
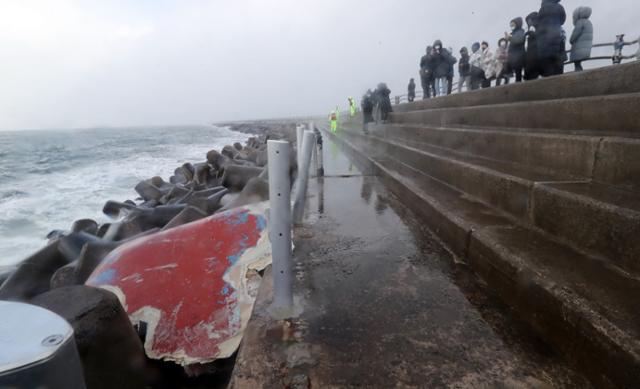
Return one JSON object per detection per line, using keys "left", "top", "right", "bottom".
{"left": 0, "top": 122, "right": 300, "bottom": 388}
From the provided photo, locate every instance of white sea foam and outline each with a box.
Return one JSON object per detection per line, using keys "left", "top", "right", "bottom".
{"left": 0, "top": 125, "right": 248, "bottom": 267}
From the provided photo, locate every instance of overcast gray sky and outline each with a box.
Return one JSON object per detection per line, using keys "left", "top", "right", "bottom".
{"left": 0, "top": 0, "right": 637, "bottom": 131}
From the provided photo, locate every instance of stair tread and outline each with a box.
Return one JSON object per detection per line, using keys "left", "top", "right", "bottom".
{"left": 376, "top": 157, "right": 640, "bottom": 348}
{"left": 475, "top": 225, "right": 640, "bottom": 344}
{"left": 541, "top": 182, "right": 640, "bottom": 212}
{"left": 391, "top": 91, "right": 640, "bottom": 113}
{"left": 371, "top": 133, "right": 582, "bottom": 183}
{"left": 376, "top": 122, "right": 640, "bottom": 140}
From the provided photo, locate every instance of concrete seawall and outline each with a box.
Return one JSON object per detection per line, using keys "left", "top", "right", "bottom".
{"left": 312, "top": 62, "right": 640, "bottom": 388}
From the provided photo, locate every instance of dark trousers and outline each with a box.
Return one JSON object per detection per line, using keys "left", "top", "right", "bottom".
{"left": 574, "top": 61, "right": 583, "bottom": 71}
{"left": 540, "top": 57, "right": 564, "bottom": 77}
{"left": 446, "top": 75, "right": 453, "bottom": 95}
{"left": 420, "top": 75, "right": 433, "bottom": 99}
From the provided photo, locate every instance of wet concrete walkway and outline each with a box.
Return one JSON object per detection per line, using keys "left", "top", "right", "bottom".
{"left": 230, "top": 134, "right": 590, "bottom": 388}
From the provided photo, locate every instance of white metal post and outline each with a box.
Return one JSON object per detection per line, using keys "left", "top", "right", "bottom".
{"left": 296, "top": 125, "right": 304, "bottom": 171}
{"left": 293, "top": 131, "right": 316, "bottom": 224}
{"left": 267, "top": 140, "right": 293, "bottom": 310}
{"left": 316, "top": 133, "right": 324, "bottom": 177}
{"left": 309, "top": 122, "right": 317, "bottom": 177}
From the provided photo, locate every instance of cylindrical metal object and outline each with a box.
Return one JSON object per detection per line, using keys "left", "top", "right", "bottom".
{"left": 0, "top": 301, "right": 86, "bottom": 389}
{"left": 296, "top": 125, "right": 304, "bottom": 171}
{"left": 267, "top": 140, "right": 294, "bottom": 310}
{"left": 309, "top": 122, "right": 318, "bottom": 176}
{"left": 293, "top": 131, "right": 316, "bottom": 224}
{"left": 317, "top": 133, "right": 324, "bottom": 177}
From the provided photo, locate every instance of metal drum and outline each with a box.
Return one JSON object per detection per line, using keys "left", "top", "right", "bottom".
{"left": 0, "top": 301, "right": 86, "bottom": 389}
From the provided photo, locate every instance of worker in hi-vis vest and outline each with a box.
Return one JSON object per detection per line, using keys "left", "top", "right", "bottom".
{"left": 348, "top": 97, "right": 357, "bottom": 117}
{"left": 330, "top": 110, "right": 338, "bottom": 133}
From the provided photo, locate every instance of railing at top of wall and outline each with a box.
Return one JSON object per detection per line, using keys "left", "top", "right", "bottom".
{"left": 392, "top": 36, "right": 640, "bottom": 105}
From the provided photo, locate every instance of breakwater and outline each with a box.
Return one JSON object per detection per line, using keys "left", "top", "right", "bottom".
{"left": 0, "top": 122, "right": 299, "bottom": 388}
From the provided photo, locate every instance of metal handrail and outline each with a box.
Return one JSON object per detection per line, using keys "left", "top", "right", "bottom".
{"left": 392, "top": 36, "right": 639, "bottom": 105}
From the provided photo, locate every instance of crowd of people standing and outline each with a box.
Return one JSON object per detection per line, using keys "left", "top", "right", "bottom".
{"left": 414, "top": 0, "right": 594, "bottom": 98}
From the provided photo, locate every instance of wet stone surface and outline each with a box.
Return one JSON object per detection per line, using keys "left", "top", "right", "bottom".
{"left": 231, "top": 136, "right": 591, "bottom": 388}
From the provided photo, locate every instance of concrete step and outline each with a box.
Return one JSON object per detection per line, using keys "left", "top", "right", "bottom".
{"left": 393, "top": 61, "right": 640, "bottom": 113}
{"left": 389, "top": 93, "right": 640, "bottom": 134}
{"left": 339, "top": 129, "right": 640, "bottom": 274}
{"left": 341, "top": 129, "right": 580, "bottom": 219}
{"left": 328, "top": 129, "right": 640, "bottom": 388}
{"left": 532, "top": 182, "right": 640, "bottom": 274}
{"left": 363, "top": 123, "right": 640, "bottom": 191}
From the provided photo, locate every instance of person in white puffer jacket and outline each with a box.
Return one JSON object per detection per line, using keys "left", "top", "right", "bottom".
{"left": 480, "top": 41, "right": 495, "bottom": 88}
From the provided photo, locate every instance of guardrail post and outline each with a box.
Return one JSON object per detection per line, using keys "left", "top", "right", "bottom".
{"left": 292, "top": 131, "right": 316, "bottom": 224}
{"left": 316, "top": 131, "right": 324, "bottom": 177}
{"left": 296, "top": 125, "right": 304, "bottom": 170}
{"left": 310, "top": 123, "right": 318, "bottom": 177}
{"left": 267, "top": 140, "right": 293, "bottom": 311}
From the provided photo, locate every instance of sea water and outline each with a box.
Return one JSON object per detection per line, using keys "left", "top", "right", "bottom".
{"left": 0, "top": 125, "right": 248, "bottom": 267}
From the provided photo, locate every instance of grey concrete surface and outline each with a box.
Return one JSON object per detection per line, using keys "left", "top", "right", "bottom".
{"left": 231, "top": 135, "right": 590, "bottom": 388}
{"left": 325, "top": 123, "right": 640, "bottom": 389}
{"left": 339, "top": 121, "right": 640, "bottom": 276}
{"left": 391, "top": 93, "right": 640, "bottom": 134}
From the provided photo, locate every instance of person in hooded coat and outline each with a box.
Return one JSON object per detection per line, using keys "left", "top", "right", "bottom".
{"left": 524, "top": 12, "right": 541, "bottom": 80}
{"left": 419, "top": 46, "right": 434, "bottom": 99}
{"left": 495, "top": 38, "right": 510, "bottom": 86}
{"left": 376, "top": 83, "right": 392, "bottom": 123}
{"left": 480, "top": 41, "right": 495, "bottom": 88}
{"left": 569, "top": 6, "right": 593, "bottom": 71}
{"left": 430, "top": 40, "right": 457, "bottom": 96}
{"left": 507, "top": 17, "right": 526, "bottom": 82}
{"left": 407, "top": 78, "right": 416, "bottom": 102}
{"left": 458, "top": 47, "right": 471, "bottom": 93}
{"left": 361, "top": 90, "right": 374, "bottom": 131}
{"left": 537, "top": 0, "right": 567, "bottom": 77}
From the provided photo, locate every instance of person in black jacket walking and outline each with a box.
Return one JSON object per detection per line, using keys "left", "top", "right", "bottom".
{"left": 537, "top": 0, "right": 567, "bottom": 77}
{"left": 524, "top": 12, "right": 541, "bottom": 80}
{"left": 506, "top": 17, "right": 526, "bottom": 82}
{"left": 361, "top": 90, "right": 374, "bottom": 131}
{"left": 458, "top": 47, "right": 471, "bottom": 93}
{"left": 375, "top": 83, "right": 392, "bottom": 123}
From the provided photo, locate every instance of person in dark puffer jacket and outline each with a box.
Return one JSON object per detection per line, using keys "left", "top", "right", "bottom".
{"left": 430, "top": 40, "right": 457, "bottom": 96}
{"left": 537, "top": 0, "right": 567, "bottom": 77}
{"left": 507, "top": 17, "right": 526, "bottom": 82}
{"left": 569, "top": 6, "right": 593, "bottom": 71}
{"left": 524, "top": 12, "right": 541, "bottom": 80}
